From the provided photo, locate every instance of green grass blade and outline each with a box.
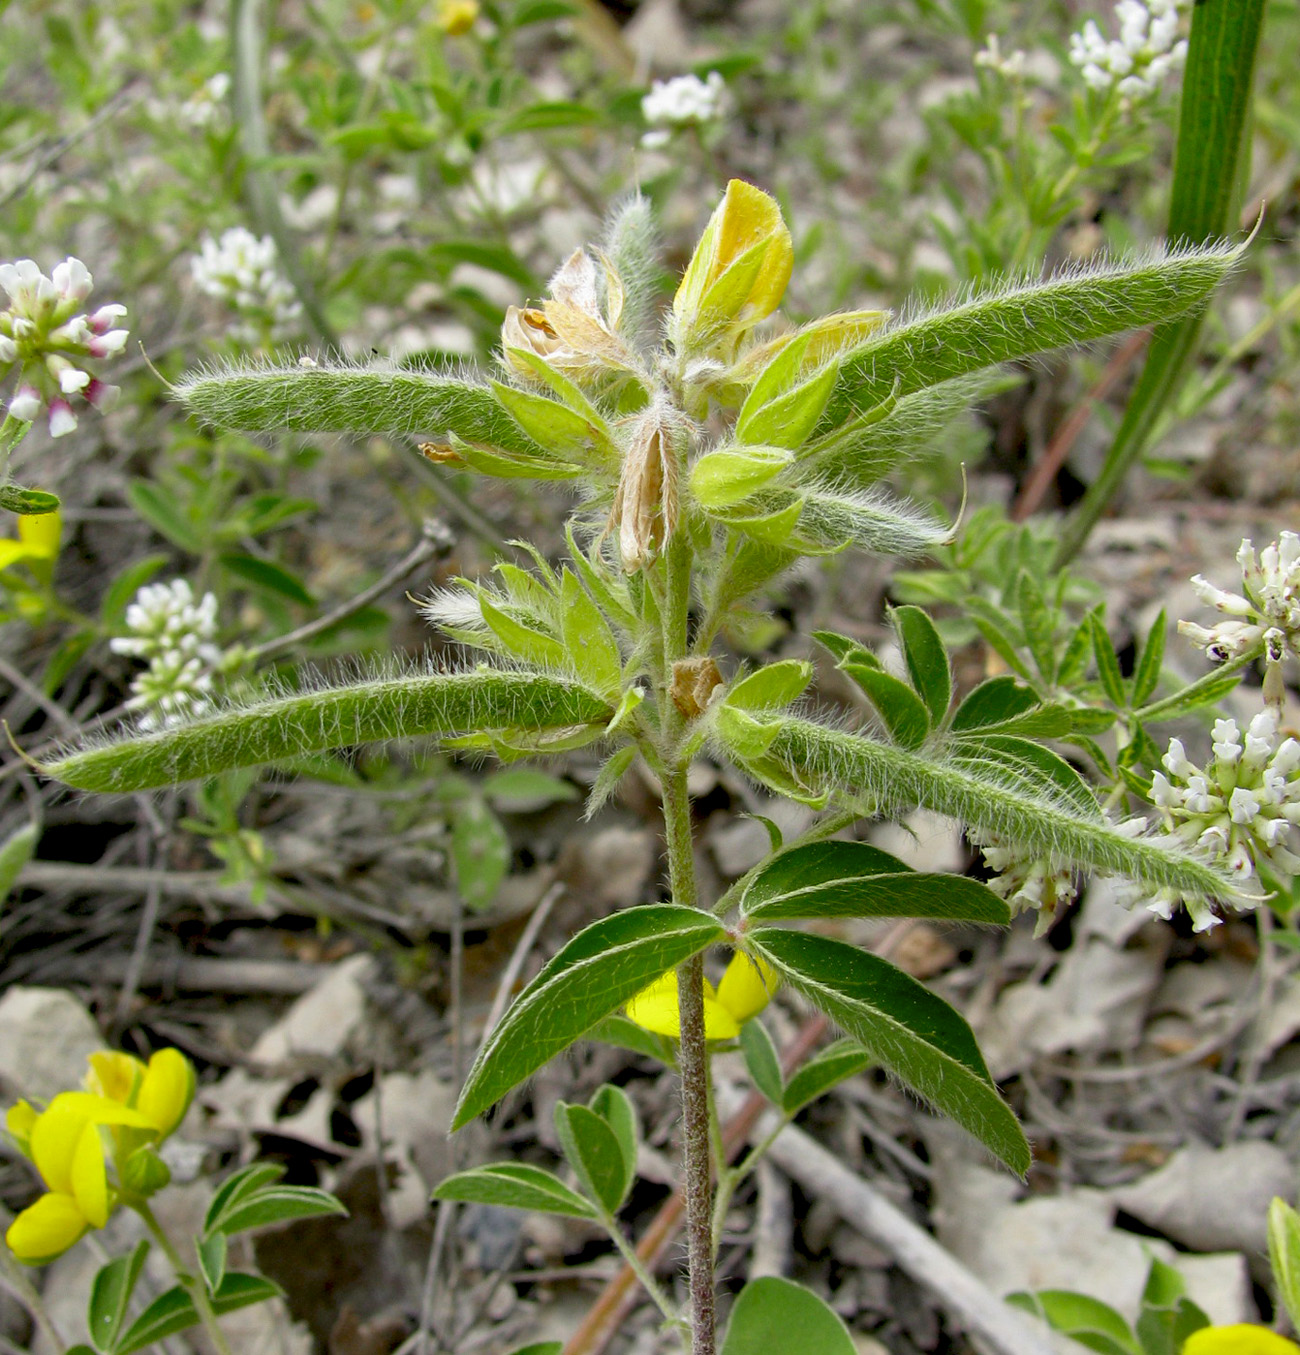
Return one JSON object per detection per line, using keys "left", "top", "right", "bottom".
{"left": 1055, "top": 0, "right": 1266, "bottom": 566}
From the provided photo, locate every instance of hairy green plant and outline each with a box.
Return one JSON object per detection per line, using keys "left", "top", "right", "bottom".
{"left": 40, "top": 178, "right": 1251, "bottom": 1354}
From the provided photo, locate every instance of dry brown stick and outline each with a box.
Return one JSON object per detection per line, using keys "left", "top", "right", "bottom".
{"left": 1011, "top": 328, "right": 1150, "bottom": 522}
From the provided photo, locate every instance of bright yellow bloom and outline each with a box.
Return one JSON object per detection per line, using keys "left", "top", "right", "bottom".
{"left": 5, "top": 1092, "right": 154, "bottom": 1264}
{"left": 626, "top": 952, "right": 779, "bottom": 1040}
{"left": 5, "top": 1047, "right": 196, "bottom": 1264}
{"left": 1183, "top": 1327, "right": 1300, "bottom": 1355}
{"left": 436, "top": 0, "right": 478, "bottom": 35}
{"left": 0, "top": 509, "right": 61, "bottom": 573}
{"left": 672, "top": 181, "right": 793, "bottom": 359}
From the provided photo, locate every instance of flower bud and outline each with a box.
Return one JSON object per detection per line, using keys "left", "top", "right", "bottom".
{"left": 120, "top": 1143, "right": 173, "bottom": 1197}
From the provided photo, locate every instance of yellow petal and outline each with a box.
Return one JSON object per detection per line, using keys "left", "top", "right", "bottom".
{"left": 625, "top": 969, "right": 738, "bottom": 1039}
{"left": 1183, "top": 1327, "right": 1300, "bottom": 1355}
{"left": 673, "top": 181, "right": 793, "bottom": 351}
{"left": 18, "top": 509, "right": 60, "bottom": 560}
{"left": 0, "top": 539, "right": 31, "bottom": 571}
{"left": 85, "top": 1051, "right": 146, "bottom": 1105}
{"left": 5, "top": 1099, "right": 39, "bottom": 1151}
{"left": 70, "top": 1120, "right": 110, "bottom": 1227}
{"left": 136, "top": 1048, "right": 195, "bottom": 1138}
{"left": 5, "top": 1193, "right": 90, "bottom": 1264}
{"left": 716, "top": 952, "right": 779, "bottom": 1024}
{"left": 30, "top": 1093, "right": 153, "bottom": 1194}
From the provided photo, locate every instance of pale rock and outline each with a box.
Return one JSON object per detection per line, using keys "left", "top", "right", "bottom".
{"left": 0, "top": 987, "right": 102, "bottom": 1101}
{"left": 250, "top": 954, "right": 376, "bottom": 1065}
{"left": 1110, "top": 1141, "right": 1296, "bottom": 1256}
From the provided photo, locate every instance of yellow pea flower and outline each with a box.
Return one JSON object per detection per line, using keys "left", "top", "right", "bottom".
{"left": 672, "top": 181, "right": 794, "bottom": 360}
{"left": 626, "top": 952, "right": 779, "bottom": 1041}
{"left": 0, "top": 508, "right": 61, "bottom": 574}
{"left": 87, "top": 1046, "right": 196, "bottom": 1138}
{"left": 5, "top": 1092, "right": 154, "bottom": 1264}
{"left": 436, "top": 0, "right": 478, "bottom": 35}
{"left": 1183, "top": 1327, "right": 1300, "bottom": 1355}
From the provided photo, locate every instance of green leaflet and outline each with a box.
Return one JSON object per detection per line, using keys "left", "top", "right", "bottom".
{"left": 175, "top": 363, "right": 543, "bottom": 456}
{"left": 815, "top": 242, "right": 1241, "bottom": 435}
{"left": 749, "top": 929, "right": 1029, "bottom": 1174}
{"left": 44, "top": 670, "right": 612, "bottom": 792}
{"left": 453, "top": 905, "right": 726, "bottom": 1128}
{"left": 432, "top": 1163, "right": 597, "bottom": 1219}
{"left": 748, "top": 718, "right": 1237, "bottom": 904}
{"left": 738, "top": 840, "right": 1008, "bottom": 926}
{"left": 720, "top": 1277, "right": 856, "bottom": 1355}
{"left": 781, "top": 1039, "right": 874, "bottom": 1116}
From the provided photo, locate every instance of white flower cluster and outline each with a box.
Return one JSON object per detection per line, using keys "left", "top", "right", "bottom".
{"left": 970, "top": 831, "right": 1078, "bottom": 936}
{"left": 177, "top": 73, "right": 231, "bottom": 129}
{"left": 190, "top": 227, "right": 302, "bottom": 344}
{"left": 1068, "top": 0, "right": 1188, "bottom": 99}
{"left": 1134, "top": 712, "right": 1300, "bottom": 930}
{"left": 974, "top": 34, "right": 1028, "bottom": 80}
{"left": 110, "top": 579, "right": 225, "bottom": 730}
{"left": 0, "top": 257, "right": 128, "bottom": 438}
{"left": 1179, "top": 532, "right": 1299, "bottom": 708}
{"left": 640, "top": 72, "right": 729, "bottom": 149}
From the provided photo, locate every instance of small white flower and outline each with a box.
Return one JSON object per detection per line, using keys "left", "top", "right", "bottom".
{"left": 641, "top": 72, "right": 729, "bottom": 146}
{"left": 1068, "top": 0, "right": 1189, "bottom": 99}
{"left": 190, "top": 227, "right": 302, "bottom": 343}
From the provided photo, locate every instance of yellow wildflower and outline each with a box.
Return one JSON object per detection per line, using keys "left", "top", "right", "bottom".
{"left": 626, "top": 951, "right": 779, "bottom": 1040}
{"left": 0, "top": 508, "right": 60, "bottom": 574}
{"left": 1183, "top": 1327, "right": 1300, "bottom": 1355}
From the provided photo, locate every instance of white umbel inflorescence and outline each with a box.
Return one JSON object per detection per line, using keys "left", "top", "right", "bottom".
{"left": 641, "top": 72, "right": 729, "bottom": 149}
{"left": 110, "top": 579, "right": 226, "bottom": 729}
{"left": 1068, "top": 0, "right": 1188, "bottom": 98}
{"left": 1131, "top": 710, "right": 1300, "bottom": 929}
{"left": 190, "top": 227, "right": 302, "bottom": 344}
{"left": 0, "top": 256, "right": 128, "bottom": 437}
{"left": 1179, "top": 532, "right": 1300, "bottom": 708}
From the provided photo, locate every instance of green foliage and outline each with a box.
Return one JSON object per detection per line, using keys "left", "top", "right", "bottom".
{"left": 1269, "top": 1198, "right": 1300, "bottom": 1335}
{"left": 719, "top": 1277, "right": 856, "bottom": 1355}
{"left": 432, "top": 1163, "right": 597, "bottom": 1219}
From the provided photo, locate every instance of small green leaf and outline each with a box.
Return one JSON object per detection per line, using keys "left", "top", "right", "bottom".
{"left": 586, "top": 1013, "right": 677, "bottom": 1066}
{"left": 715, "top": 705, "right": 783, "bottom": 760}
{"left": 782, "top": 1039, "right": 873, "bottom": 1116}
{"left": 87, "top": 1240, "right": 150, "bottom": 1353}
{"left": 114, "top": 1275, "right": 284, "bottom": 1355}
{"left": 739, "top": 840, "right": 1008, "bottom": 926}
{"left": 950, "top": 676, "right": 1049, "bottom": 731}
{"left": 726, "top": 660, "right": 813, "bottom": 711}
{"left": 1005, "top": 1291, "right": 1138, "bottom": 1355}
{"left": 555, "top": 1102, "right": 629, "bottom": 1214}
{"left": 491, "top": 381, "right": 609, "bottom": 463}
{"left": 219, "top": 554, "right": 316, "bottom": 607}
{"left": 450, "top": 796, "right": 509, "bottom": 913}
{"left": 127, "top": 481, "right": 203, "bottom": 552}
{"left": 196, "top": 1234, "right": 227, "bottom": 1294}
{"left": 454, "top": 906, "right": 726, "bottom": 1128}
{"left": 891, "top": 605, "right": 952, "bottom": 724}
{"left": 585, "top": 745, "right": 638, "bottom": 818}
{"left": 210, "top": 1185, "right": 347, "bottom": 1237}
{"left": 720, "top": 1276, "right": 856, "bottom": 1355}
{"left": 589, "top": 1084, "right": 639, "bottom": 1205}
{"left": 479, "top": 595, "right": 567, "bottom": 667}
{"left": 751, "top": 929, "right": 1029, "bottom": 1174}
{"left": 1270, "top": 1198, "right": 1300, "bottom": 1334}
{"left": 204, "top": 1164, "right": 286, "bottom": 1237}
{"left": 740, "top": 1019, "right": 784, "bottom": 1105}
{"left": 0, "top": 485, "right": 60, "bottom": 515}
{"left": 499, "top": 100, "right": 603, "bottom": 133}
{"left": 1135, "top": 1257, "right": 1209, "bottom": 1355}
{"left": 1017, "top": 570, "right": 1056, "bottom": 685}
{"left": 0, "top": 821, "right": 38, "bottom": 906}
{"left": 560, "top": 570, "right": 622, "bottom": 697}
{"left": 690, "top": 446, "right": 793, "bottom": 509}
{"left": 1091, "top": 612, "right": 1128, "bottom": 708}
{"left": 737, "top": 361, "right": 840, "bottom": 450}
{"left": 507, "top": 1345, "right": 564, "bottom": 1355}
{"left": 839, "top": 665, "right": 931, "bottom": 749}
{"left": 100, "top": 555, "right": 170, "bottom": 627}
{"left": 432, "top": 1163, "right": 597, "bottom": 1218}
{"left": 482, "top": 768, "right": 578, "bottom": 811}
{"left": 1131, "top": 611, "right": 1167, "bottom": 708}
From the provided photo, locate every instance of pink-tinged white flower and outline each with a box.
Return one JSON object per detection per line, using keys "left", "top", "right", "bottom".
{"left": 0, "top": 255, "right": 129, "bottom": 437}
{"left": 1178, "top": 531, "right": 1300, "bottom": 709}
{"left": 1126, "top": 710, "right": 1300, "bottom": 929}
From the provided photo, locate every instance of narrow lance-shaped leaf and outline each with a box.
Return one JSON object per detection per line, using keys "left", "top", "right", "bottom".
{"left": 175, "top": 361, "right": 544, "bottom": 456}
{"left": 44, "top": 669, "right": 613, "bottom": 793}
{"left": 816, "top": 241, "right": 1242, "bottom": 432}
{"left": 739, "top": 840, "right": 1009, "bottom": 925}
{"left": 736, "top": 718, "right": 1239, "bottom": 905}
{"left": 454, "top": 905, "right": 726, "bottom": 1128}
{"left": 781, "top": 1039, "right": 874, "bottom": 1116}
{"left": 432, "top": 1163, "right": 597, "bottom": 1219}
{"left": 749, "top": 929, "right": 1030, "bottom": 1174}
